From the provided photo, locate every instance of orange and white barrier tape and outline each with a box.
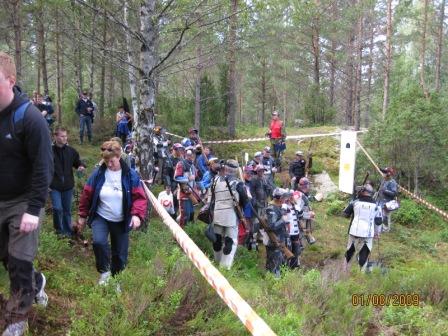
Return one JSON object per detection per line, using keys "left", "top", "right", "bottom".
{"left": 166, "top": 130, "right": 367, "bottom": 145}
{"left": 142, "top": 183, "right": 277, "bottom": 336}
{"left": 356, "top": 140, "right": 448, "bottom": 222}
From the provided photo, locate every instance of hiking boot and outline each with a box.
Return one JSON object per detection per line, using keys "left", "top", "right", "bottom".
{"left": 2, "top": 320, "right": 28, "bottom": 336}
{"left": 35, "top": 273, "right": 48, "bottom": 307}
{"left": 98, "top": 271, "right": 111, "bottom": 286}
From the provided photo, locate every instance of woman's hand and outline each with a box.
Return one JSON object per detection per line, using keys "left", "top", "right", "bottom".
{"left": 130, "top": 215, "right": 141, "bottom": 229}
{"left": 75, "top": 217, "right": 86, "bottom": 233}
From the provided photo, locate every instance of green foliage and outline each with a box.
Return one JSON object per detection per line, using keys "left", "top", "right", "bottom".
{"left": 301, "top": 85, "right": 336, "bottom": 125}
{"left": 394, "top": 199, "right": 425, "bottom": 226}
{"left": 326, "top": 199, "right": 346, "bottom": 216}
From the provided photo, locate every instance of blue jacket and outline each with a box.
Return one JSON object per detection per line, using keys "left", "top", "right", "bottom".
{"left": 79, "top": 159, "right": 147, "bottom": 231}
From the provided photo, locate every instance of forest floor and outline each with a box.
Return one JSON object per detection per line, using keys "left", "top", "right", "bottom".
{"left": 1, "top": 126, "right": 448, "bottom": 336}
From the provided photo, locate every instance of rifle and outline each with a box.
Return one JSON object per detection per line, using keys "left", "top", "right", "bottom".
{"left": 248, "top": 202, "right": 297, "bottom": 265}
{"left": 224, "top": 176, "right": 248, "bottom": 230}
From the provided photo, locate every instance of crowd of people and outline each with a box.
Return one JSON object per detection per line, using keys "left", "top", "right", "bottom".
{"left": 0, "top": 51, "right": 399, "bottom": 335}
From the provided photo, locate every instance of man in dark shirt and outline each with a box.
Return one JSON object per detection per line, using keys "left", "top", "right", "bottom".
{"left": 50, "top": 126, "right": 85, "bottom": 237}
{"left": 0, "top": 52, "right": 53, "bottom": 336}
{"left": 75, "top": 90, "right": 94, "bottom": 144}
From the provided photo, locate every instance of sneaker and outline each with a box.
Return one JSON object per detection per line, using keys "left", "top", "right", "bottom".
{"left": 98, "top": 271, "right": 111, "bottom": 286}
{"left": 2, "top": 320, "right": 28, "bottom": 336}
{"left": 35, "top": 273, "right": 48, "bottom": 307}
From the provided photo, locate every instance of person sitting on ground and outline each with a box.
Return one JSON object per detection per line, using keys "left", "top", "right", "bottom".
{"left": 377, "top": 167, "right": 398, "bottom": 232}
{"left": 50, "top": 126, "right": 86, "bottom": 237}
{"left": 289, "top": 150, "right": 312, "bottom": 190}
{"left": 76, "top": 141, "right": 147, "bottom": 286}
{"left": 158, "top": 184, "right": 175, "bottom": 219}
{"left": 343, "top": 184, "right": 382, "bottom": 272}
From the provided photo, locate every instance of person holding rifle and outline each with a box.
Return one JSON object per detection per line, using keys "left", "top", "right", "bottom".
{"left": 265, "top": 188, "right": 290, "bottom": 277}
{"left": 207, "top": 160, "right": 249, "bottom": 269}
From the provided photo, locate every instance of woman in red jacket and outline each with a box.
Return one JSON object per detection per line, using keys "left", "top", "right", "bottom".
{"left": 75, "top": 141, "right": 147, "bottom": 286}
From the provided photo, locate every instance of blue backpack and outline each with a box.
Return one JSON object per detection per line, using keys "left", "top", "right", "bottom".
{"left": 11, "top": 101, "right": 31, "bottom": 142}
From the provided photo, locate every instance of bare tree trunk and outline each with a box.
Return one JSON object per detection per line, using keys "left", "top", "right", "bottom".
{"left": 123, "top": 0, "right": 139, "bottom": 122}
{"left": 435, "top": 0, "right": 445, "bottom": 92}
{"left": 260, "top": 57, "right": 267, "bottom": 127}
{"left": 419, "top": 0, "right": 430, "bottom": 98}
{"left": 10, "top": 0, "right": 22, "bottom": 81}
{"left": 37, "top": 14, "right": 49, "bottom": 95}
{"left": 136, "top": 0, "right": 158, "bottom": 180}
{"left": 89, "top": 2, "right": 98, "bottom": 95}
{"left": 227, "top": 0, "right": 238, "bottom": 137}
{"left": 99, "top": 11, "right": 107, "bottom": 118}
{"left": 365, "top": 19, "right": 375, "bottom": 127}
{"left": 354, "top": 10, "right": 364, "bottom": 131}
{"left": 56, "top": 13, "right": 62, "bottom": 124}
{"left": 382, "top": 0, "right": 392, "bottom": 120}
{"left": 329, "top": 40, "right": 336, "bottom": 107}
{"left": 345, "top": 34, "right": 354, "bottom": 126}
{"left": 311, "top": 4, "right": 320, "bottom": 89}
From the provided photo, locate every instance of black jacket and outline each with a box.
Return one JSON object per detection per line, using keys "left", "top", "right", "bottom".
{"left": 75, "top": 98, "right": 94, "bottom": 117}
{"left": 51, "top": 144, "right": 84, "bottom": 191}
{"left": 0, "top": 86, "right": 53, "bottom": 216}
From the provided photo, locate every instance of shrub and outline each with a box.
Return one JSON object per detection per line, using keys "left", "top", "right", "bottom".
{"left": 394, "top": 199, "right": 425, "bottom": 226}
{"left": 326, "top": 200, "right": 346, "bottom": 216}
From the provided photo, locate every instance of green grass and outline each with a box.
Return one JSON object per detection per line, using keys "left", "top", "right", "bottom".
{"left": 1, "top": 126, "right": 448, "bottom": 335}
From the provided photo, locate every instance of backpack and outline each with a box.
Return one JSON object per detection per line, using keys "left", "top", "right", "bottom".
{"left": 11, "top": 101, "right": 31, "bottom": 143}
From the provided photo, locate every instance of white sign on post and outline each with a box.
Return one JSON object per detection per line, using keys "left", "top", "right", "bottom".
{"left": 339, "top": 131, "right": 357, "bottom": 194}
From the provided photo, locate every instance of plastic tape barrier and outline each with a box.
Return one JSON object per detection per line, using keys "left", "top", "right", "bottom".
{"left": 356, "top": 140, "right": 448, "bottom": 222}
{"left": 142, "top": 183, "right": 277, "bottom": 336}
{"left": 166, "top": 130, "right": 367, "bottom": 144}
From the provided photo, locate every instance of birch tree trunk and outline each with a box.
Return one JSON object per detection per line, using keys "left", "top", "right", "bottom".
{"left": 382, "top": 0, "right": 392, "bottom": 120}
{"left": 136, "top": 0, "right": 158, "bottom": 180}
{"left": 123, "top": 0, "right": 139, "bottom": 121}
{"left": 435, "top": 0, "right": 445, "bottom": 92}
{"left": 227, "top": 0, "right": 238, "bottom": 137}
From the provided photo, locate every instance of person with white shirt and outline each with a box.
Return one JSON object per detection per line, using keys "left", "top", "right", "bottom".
{"left": 158, "top": 185, "right": 175, "bottom": 218}
{"left": 76, "top": 141, "right": 147, "bottom": 285}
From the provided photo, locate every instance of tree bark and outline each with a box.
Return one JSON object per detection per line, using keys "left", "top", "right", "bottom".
{"left": 382, "top": 0, "right": 392, "bottom": 120}
{"left": 354, "top": 10, "right": 364, "bottom": 131}
{"left": 227, "top": 0, "right": 238, "bottom": 137}
{"left": 37, "top": 13, "right": 49, "bottom": 95}
{"left": 329, "top": 39, "right": 336, "bottom": 107}
{"left": 419, "top": 0, "right": 430, "bottom": 98}
{"left": 99, "top": 11, "right": 107, "bottom": 118}
{"left": 311, "top": 1, "right": 320, "bottom": 89}
{"left": 9, "top": 0, "right": 22, "bottom": 81}
{"left": 123, "top": 0, "right": 139, "bottom": 122}
{"left": 260, "top": 57, "right": 267, "bottom": 127}
{"left": 365, "top": 19, "right": 375, "bottom": 127}
{"left": 55, "top": 13, "right": 62, "bottom": 124}
{"left": 435, "top": 0, "right": 445, "bottom": 92}
{"left": 136, "top": 0, "right": 158, "bottom": 180}
{"left": 345, "top": 34, "right": 354, "bottom": 126}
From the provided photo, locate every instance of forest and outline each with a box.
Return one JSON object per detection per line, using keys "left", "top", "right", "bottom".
{"left": 1, "top": 0, "right": 448, "bottom": 335}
